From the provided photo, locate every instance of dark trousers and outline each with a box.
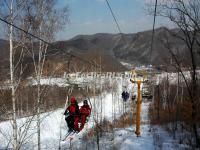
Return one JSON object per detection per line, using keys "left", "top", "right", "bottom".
{"left": 65, "top": 115, "right": 80, "bottom": 131}
{"left": 66, "top": 115, "right": 74, "bottom": 130}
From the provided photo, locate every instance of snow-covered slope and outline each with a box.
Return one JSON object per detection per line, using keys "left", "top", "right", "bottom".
{"left": 0, "top": 77, "right": 189, "bottom": 149}
{"left": 0, "top": 77, "right": 126, "bottom": 149}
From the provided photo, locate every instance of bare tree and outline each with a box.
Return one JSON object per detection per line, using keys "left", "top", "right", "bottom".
{"left": 20, "top": 1, "right": 69, "bottom": 149}
{"left": 0, "top": 0, "right": 27, "bottom": 149}
{"left": 147, "top": 0, "right": 200, "bottom": 147}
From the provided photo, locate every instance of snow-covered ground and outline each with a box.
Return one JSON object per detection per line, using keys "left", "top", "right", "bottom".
{"left": 0, "top": 77, "right": 126, "bottom": 149}
{"left": 82, "top": 101, "right": 190, "bottom": 150}
{"left": 0, "top": 76, "right": 190, "bottom": 149}
{"left": 28, "top": 76, "right": 95, "bottom": 87}
{"left": 94, "top": 101, "right": 156, "bottom": 150}
{"left": 154, "top": 70, "right": 200, "bottom": 85}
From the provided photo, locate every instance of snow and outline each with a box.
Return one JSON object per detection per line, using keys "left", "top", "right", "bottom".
{"left": 0, "top": 76, "right": 191, "bottom": 149}
{"left": 67, "top": 101, "right": 156, "bottom": 150}
{"left": 119, "top": 126, "right": 154, "bottom": 150}
{"left": 0, "top": 77, "right": 125, "bottom": 149}
{"left": 155, "top": 70, "right": 200, "bottom": 85}
{"left": 117, "top": 101, "right": 155, "bottom": 150}
{"left": 80, "top": 101, "right": 190, "bottom": 150}
{"left": 28, "top": 76, "right": 94, "bottom": 87}
{"left": 120, "top": 62, "right": 134, "bottom": 69}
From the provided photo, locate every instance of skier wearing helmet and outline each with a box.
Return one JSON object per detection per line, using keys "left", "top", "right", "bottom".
{"left": 64, "top": 97, "right": 80, "bottom": 132}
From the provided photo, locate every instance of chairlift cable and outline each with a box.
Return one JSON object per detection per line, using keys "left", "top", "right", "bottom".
{"left": 105, "top": 0, "right": 122, "bottom": 34}
{"left": 105, "top": 0, "right": 127, "bottom": 58}
{"left": 149, "top": 0, "right": 158, "bottom": 64}
{"left": 0, "top": 17, "right": 100, "bottom": 68}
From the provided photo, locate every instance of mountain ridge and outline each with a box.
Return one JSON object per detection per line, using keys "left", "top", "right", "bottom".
{"left": 50, "top": 26, "right": 182, "bottom": 65}
{"left": 0, "top": 26, "right": 197, "bottom": 76}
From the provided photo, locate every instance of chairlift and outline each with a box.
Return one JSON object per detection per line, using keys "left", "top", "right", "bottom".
{"left": 62, "top": 85, "right": 92, "bottom": 141}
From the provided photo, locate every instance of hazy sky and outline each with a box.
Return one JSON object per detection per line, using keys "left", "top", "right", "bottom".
{"left": 0, "top": 0, "right": 173, "bottom": 41}
{"left": 56, "top": 0, "right": 173, "bottom": 40}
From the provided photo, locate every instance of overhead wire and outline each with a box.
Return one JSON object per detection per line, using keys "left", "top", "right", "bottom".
{"left": 106, "top": 0, "right": 158, "bottom": 66}
{"left": 1, "top": 17, "right": 97, "bottom": 132}
{"left": 0, "top": 1, "right": 158, "bottom": 69}
{"left": 149, "top": 0, "right": 158, "bottom": 64}
{"left": 105, "top": 0, "right": 127, "bottom": 71}
{"left": 105, "top": 0, "right": 124, "bottom": 71}
{"left": 105, "top": 0, "right": 122, "bottom": 34}
{"left": 0, "top": 17, "right": 100, "bottom": 68}
{"left": 106, "top": 0, "right": 158, "bottom": 65}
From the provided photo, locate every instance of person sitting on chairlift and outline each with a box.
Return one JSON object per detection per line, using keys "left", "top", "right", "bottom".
{"left": 64, "top": 97, "right": 80, "bottom": 132}
{"left": 79, "top": 100, "right": 91, "bottom": 131}
{"left": 122, "top": 91, "right": 129, "bottom": 102}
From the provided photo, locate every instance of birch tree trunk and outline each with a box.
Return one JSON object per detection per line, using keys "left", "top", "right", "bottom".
{"left": 36, "top": 24, "right": 42, "bottom": 150}
{"left": 9, "top": 0, "right": 18, "bottom": 149}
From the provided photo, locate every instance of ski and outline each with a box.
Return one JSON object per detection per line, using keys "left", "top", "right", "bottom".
{"left": 62, "top": 131, "right": 75, "bottom": 141}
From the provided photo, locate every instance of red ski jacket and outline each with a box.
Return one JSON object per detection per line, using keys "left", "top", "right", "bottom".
{"left": 67, "top": 104, "right": 79, "bottom": 116}
{"left": 80, "top": 105, "right": 91, "bottom": 117}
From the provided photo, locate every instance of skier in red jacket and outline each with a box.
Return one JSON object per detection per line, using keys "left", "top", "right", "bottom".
{"left": 79, "top": 100, "right": 91, "bottom": 131}
{"left": 64, "top": 97, "right": 80, "bottom": 132}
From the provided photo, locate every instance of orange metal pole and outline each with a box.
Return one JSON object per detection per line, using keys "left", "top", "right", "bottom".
{"left": 135, "top": 81, "right": 141, "bottom": 137}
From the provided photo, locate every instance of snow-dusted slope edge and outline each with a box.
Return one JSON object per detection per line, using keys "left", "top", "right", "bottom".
{"left": 0, "top": 77, "right": 190, "bottom": 149}
{"left": 0, "top": 78, "right": 124, "bottom": 149}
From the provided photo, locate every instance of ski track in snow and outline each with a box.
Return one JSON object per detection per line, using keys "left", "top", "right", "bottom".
{"left": 0, "top": 77, "right": 125, "bottom": 149}
{"left": 117, "top": 101, "right": 155, "bottom": 150}
{"left": 0, "top": 77, "right": 183, "bottom": 149}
